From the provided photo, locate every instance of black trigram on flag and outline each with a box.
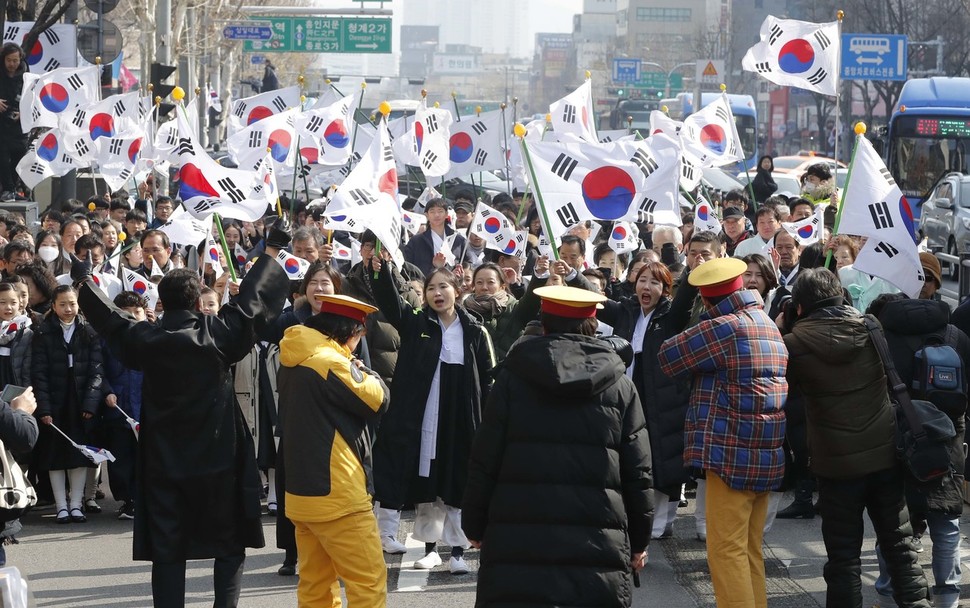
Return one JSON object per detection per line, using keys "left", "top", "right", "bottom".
{"left": 349, "top": 189, "right": 377, "bottom": 206}
{"left": 422, "top": 151, "right": 439, "bottom": 171}
{"left": 109, "top": 139, "right": 123, "bottom": 156}
{"left": 233, "top": 103, "right": 246, "bottom": 118}
{"left": 873, "top": 241, "right": 899, "bottom": 258}
{"left": 555, "top": 202, "right": 580, "bottom": 228}
{"left": 868, "top": 201, "right": 894, "bottom": 229}
{"left": 271, "top": 96, "right": 286, "bottom": 112}
{"left": 769, "top": 24, "right": 784, "bottom": 45}
{"left": 552, "top": 153, "right": 579, "bottom": 181}
{"left": 638, "top": 197, "right": 660, "bottom": 216}
{"left": 29, "top": 162, "right": 45, "bottom": 175}
{"left": 176, "top": 139, "right": 193, "bottom": 156}
{"left": 813, "top": 29, "right": 831, "bottom": 49}
{"left": 67, "top": 74, "right": 84, "bottom": 90}
{"left": 426, "top": 114, "right": 440, "bottom": 133}
{"left": 59, "top": 154, "right": 74, "bottom": 165}
{"left": 806, "top": 68, "right": 828, "bottom": 85}
{"left": 248, "top": 131, "right": 263, "bottom": 149}
{"left": 562, "top": 104, "right": 577, "bottom": 124}
{"left": 306, "top": 116, "right": 324, "bottom": 133}
{"left": 113, "top": 100, "right": 127, "bottom": 116}
{"left": 31, "top": 107, "right": 40, "bottom": 122}
{"left": 340, "top": 153, "right": 362, "bottom": 177}
{"left": 471, "top": 121, "right": 487, "bottom": 135}
{"left": 70, "top": 110, "right": 85, "bottom": 128}
{"left": 879, "top": 167, "right": 896, "bottom": 186}
{"left": 117, "top": 168, "right": 132, "bottom": 182}
{"left": 43, "top": 29, "right": 60, "bottom": 44}
{"left": 754, "top": 62, "right": 772, "bottom": 74}
{"left": 74, "top": 140, "right": 89, "bottom": 156}
{"left": 164, "top": 129, "right": 178, "bottom": 146}
{"left": 714, "top": 105, "right": 730, "bottom": 123}
{"left": 217, "top": 178, "right": 245, "bottom": 204}
{"left": 474, "top": 150, "right": 488, "bottom": 165}
{"left": 3, "top": 26, "right": 17, "bottom": 41}
{"left": 382, "top": 145, "right": 394, "bottom": 163}
{"left": 682, "top": 160, "right": 699, "bottom": 184}
{"left": 632, "top": 149, "right": 659, "bottom": 179}
{"left": 43, "top": 59, "right": 60, "bottom": 71}
{"left": 192, "top": 199, "right": 219, "bottom": 214}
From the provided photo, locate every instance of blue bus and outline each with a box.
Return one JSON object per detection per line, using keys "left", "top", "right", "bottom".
{"left": 658, "top": 92, "right": 759, "bottom": 170}
{"left": 887, "top": 77, "right": 970, "bottom": 217}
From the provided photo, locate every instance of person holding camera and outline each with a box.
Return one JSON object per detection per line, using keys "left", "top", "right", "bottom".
{"left": 780, "top": 268, "right": 930, "bottom": 608}
{"left": 0, "top": 43, "right": 26, "bottom": 202}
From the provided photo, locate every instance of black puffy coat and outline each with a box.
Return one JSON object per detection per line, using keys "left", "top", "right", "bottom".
{"left": 462, "top": 334, "right": 653, "bottom": 608}
{"left": 598, "top": 297, "right": 690, "bottom": 491}
{"left": 878, "top": 299, "right": 970, "bottom": 516}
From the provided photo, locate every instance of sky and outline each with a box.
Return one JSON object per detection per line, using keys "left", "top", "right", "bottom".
{"left": 529, "top": 0, "right": 585, "bottom": 37}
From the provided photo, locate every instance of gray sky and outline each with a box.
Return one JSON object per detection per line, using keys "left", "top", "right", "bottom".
{"left": 529, "top": 0, "right": 585, "bottom": 36}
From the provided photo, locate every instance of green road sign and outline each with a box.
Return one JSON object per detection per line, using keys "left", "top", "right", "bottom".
{"left": 243, "top": 17, "right": 391, "bottom": 53}
{"left": 635, "top": 72, "right": 684, "bottom": 89}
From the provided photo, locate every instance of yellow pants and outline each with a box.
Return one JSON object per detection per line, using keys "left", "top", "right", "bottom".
{"left": 293, "top": 510, "right": 387, "bottom": 608}
{"left": 705, "top": 472, "right": 770, "bottom": 608}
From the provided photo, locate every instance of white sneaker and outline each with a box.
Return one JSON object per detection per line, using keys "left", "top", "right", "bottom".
{"left": 449, "top": 556, "right": 469, "bottom": 575}
{"left": 414, "top": 551, "right": 442, "bottom": 569}
{"left": 381, "top": 535, "right": 407, "bottom": 554}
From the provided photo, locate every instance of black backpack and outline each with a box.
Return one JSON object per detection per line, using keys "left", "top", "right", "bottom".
{"left": 912, "top": 326, "right": 969, "bottom": 420}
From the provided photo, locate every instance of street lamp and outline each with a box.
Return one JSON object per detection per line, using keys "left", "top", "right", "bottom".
{"left": 642, "top": 61, "right": 695, "bottom": 98}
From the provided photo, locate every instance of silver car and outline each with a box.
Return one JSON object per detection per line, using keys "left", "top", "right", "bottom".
{"left": 919, "top": 172, "right": 970, "bottom": 279}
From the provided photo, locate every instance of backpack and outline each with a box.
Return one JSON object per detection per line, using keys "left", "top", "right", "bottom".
{"left": 912, "top": 326, "right": 969, "bottom": 421}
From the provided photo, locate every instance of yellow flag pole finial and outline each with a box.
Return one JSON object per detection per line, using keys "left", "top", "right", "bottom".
{"left": 513, "top": 123, "right": 526, "bottom": 138}
{"left": 626, "top": 116, "right": 633, "bottom": 127}
{"left": 584, "top": 70, "right": 591, "bottom": 80}
{"left": 719, "top": 83, "right": 727, "bottom": 92}
{"left": 171, "top": 86, "right": 185, "bottom": 101}
{"left": 360, "top": 81, "right": 367, "bottom": 90}
{"left": 837, "top": 9, "right": 845, "bottom": 20}
{"left": 500, "top": 102, "right": 507, "bottom": 110}
{"left": 298, "top": 74, "right": 305, "bottom": 87}
{"left": 300, "top": 95, "right": 307, "bottom": 104}
{"left": 95, "top": 56, "right": 102, "bottom": 66}
{"left": 433, "top": 101, "right": 440, "bottom": 108}
{"left": 545, "top": 113, "right": 551, "bottom": 123}
{"left": 325, "top": 78, "right": 331, "bottom": 85}
{"left": 420, "top": 89, "right": 427, "bottom": 99}
{"left": 475, "top": 105, "right": 482, "bottom": 116}
{"left": 378, "top": 101, "right": 391, "bottom": 117}
{"left": 661, "top": 105, "right": 669, "bottom": 115}
{"left": 154, "top": 96, "right": 161, "bottom": 106}
{"left": 194, "top": 87, "right": 201, "bottom": 96}
{"left": 451, "top": 91, "right": 457, "bottom": 99}
{"left": 512, "top": 97, "right": 519, "bottom": 105}
{"left": 854, "top": 122, "right": 867, "bottom": 135}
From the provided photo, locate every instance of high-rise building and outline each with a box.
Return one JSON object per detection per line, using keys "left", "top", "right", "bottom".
{"left": 616, "top": 0, "right": 710, "bottom": 69}
{"left": 402, "top": 0, "right": 531, "bottom": 58}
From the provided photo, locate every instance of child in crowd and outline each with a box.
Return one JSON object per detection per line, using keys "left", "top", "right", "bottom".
{"left": 198, "top": 287, "right": 221, "bottom": 316}
{"left": 0, "top": 282, "right": 33, "bottom": 389}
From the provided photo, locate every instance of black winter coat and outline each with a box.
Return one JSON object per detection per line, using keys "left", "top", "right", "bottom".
{"left": 878, "top": 299, "right": 970, "bottom": 516}
{"left": 31, "top": 315, "right": 103, "bottom": 471}
{"left": 370, "top": 263, "right": 494, "bottom": 509}
{"left": 462, "top": 334, "right": 653, "bottom": 608}
{"left": 598, "top": 297, "right": 690, "bottom": 490}
{"left": 79, "top": 256, "right": 289, "bottom": 561}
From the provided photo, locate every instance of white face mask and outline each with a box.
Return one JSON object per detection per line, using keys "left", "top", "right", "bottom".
{"left": 802, "top": 182, "right": 817, "bottom": 194}
{"left": 38, "top": 245, "right": 59, "bottom": 263}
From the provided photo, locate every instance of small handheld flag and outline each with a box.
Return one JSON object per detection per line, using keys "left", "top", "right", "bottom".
{"left": 49, "top": 423, "right": 116, "bottom": 464}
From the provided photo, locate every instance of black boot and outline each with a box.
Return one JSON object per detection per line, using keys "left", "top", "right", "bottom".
{"left": 277, "top": 548, "right": 296, "bottom": 576}
{"left": 776, "top": 480, "right": 815, "bottom": 519}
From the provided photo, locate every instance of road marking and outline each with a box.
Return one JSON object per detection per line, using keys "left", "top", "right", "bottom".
{"left": 394, "top": 533, "right": 431, "bottom": 592}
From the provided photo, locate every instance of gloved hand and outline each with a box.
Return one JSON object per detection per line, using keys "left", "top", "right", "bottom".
{"left": 265, "top": 226, "right": 291, "bottom": 250}
{"left": 70, "top": 254, "right": 93, "bottom": 285}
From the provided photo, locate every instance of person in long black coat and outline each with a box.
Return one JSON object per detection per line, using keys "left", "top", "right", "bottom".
{"left": 462, "top": 285, "right": 653, "bottom": 607}
{"left": 597, "top": 261, "right": 690, "bottom": 539}
{"left": 74, "top": 240, "right": 289, "bottom": 608}
{"left": 370, "top": 259, "right": 494, "bottom": 573}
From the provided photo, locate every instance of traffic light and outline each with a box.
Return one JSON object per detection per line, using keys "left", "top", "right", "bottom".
{"left": 150, "top": 62, "right": 177, "bottom": 117}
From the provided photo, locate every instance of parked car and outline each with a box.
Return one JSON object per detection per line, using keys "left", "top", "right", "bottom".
{"left": 918, "top": 172, "right": 970, "bottom": 279}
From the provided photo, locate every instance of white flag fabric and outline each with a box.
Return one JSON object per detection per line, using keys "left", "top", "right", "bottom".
{"left": 415, "top": 186, "right": 441, "bottom": 212}
{"left": 327, "top": 120, "right": 398, "bottom": 214}
{"left": 412, "top": 104, "right": 453, "bottom": 178}
{"left": 509, "top": 119, "right": 550, "bottom": 191}
{"left": 227, "top": 85, "right": 301, "bottom": 136}
{"left": 227, "top": 108, "right": 299, "bottom": 171}
{"left": 680, "top": 94, "right": 744, "bottom": 167}
{"left": 16, "top": 129, "right": 79, "bottom": 189}
{"left": 20, "top": 65, "right": 100, "bottom": 131}
{"left": 203, "top": 230, "right": 225, "bottom": 280}
{"left": 295, "top": 93, "right": 357, "bottom": 166}
{"left": 608, "top": 222, "right": 640, "bottom": 253}
{"left": 649, "top": 111, "right": 683, "bottom": 139}
{"left": 835, "top": 136, "right": 924, "bottom": 297}
{"left": 274, "top": 249, "right": 311, "bottom": 280}
{"left": 94, "top": 133, "right": 144, "bottom": 192}
{"left": 331, "top": 240, "right": 361, "bottom": 265}
{"left": 470, "top": 203, "right": 516, "bottom": 252}
{"left": 121, "top": 268, "right": 159, "bottom": 309}
{"left": 3, "top": 24, "right": 77, "bottom": 73}
{"left": 693, "top": 196, "right": 722, "bottom": 234}
{"left": 598, "top": 129, "right": 635, "bottom": 143}
{"left": 402, "top": 210, "right": 427, "bottom": 236}
{"left": 323, "top": 196, "right": 405, "bottom": 267}
{"left": 742, "top": 16, "right": 840, "bottom": 97}
{"left": 158, "top": 207, "right": 209, "bottom": 248}
{"left": 781, "top": 204, "right": 825, "bottom": 246}
{"left": 443, "top": 109, "right": 506, "bottom": 180}
{"left": 550, "top": 79, "right": 597, "bottom": 143}
{"left": 524, "top": 135, "right": 682, "bottom": 241}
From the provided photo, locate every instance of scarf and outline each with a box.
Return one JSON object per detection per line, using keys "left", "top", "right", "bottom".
{"left": 463, "top": 290, "right": 512, "bottom": 319}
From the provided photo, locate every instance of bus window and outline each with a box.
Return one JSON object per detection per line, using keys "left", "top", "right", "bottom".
{"left": 736, "top": 115, "right": 757, "bottom": 157}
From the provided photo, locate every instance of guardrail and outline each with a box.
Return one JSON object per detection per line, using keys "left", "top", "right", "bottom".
{"left": 935, "top": 251, "right": 970, "bottom": 304}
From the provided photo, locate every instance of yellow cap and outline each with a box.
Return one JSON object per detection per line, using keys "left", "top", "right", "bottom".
{"left": 688, "top": 258, "right": 747, "bottom": 297}
{"left": 314, "top": 293, "right": 378, "bottom": 323}
{"left": 534, "top": 285, "right": 606, "bottom": 318}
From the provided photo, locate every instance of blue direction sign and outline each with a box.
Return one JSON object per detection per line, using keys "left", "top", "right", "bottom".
{"left": 223, "top": 24, "right": 273, "bottom": 41}
{"left": 613, "top": 58, "right": 641, "bottom": 83}
{"left": 841, "top": 33, "right": 907, "bottom": 81}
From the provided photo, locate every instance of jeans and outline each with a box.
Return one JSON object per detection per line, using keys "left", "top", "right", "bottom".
{"left": 875, "top": 510, "right": 961, "bottom": 608}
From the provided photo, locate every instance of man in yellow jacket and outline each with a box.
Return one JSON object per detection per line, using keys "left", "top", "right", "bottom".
{"left": 278, "top": 293, "right": 389, "bottom": 607}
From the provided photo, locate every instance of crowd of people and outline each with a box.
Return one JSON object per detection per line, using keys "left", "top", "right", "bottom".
{"left": 0, "top": 156, "right": 964, "bottom": 608}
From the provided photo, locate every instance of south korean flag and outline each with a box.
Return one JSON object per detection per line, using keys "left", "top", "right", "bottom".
{"left": 781, "top": 204, "right": 824, "bottom": 246}
{"left": 742, "top": 16, "right": 840, "bottom": 97}
{"left": 680, "top": 94, "right": 744, "bottom": 168}
{"left": 443, "top": 109, "right": 506, "bottom": 180}
{"left": 835, "top": 135, "right": 924, "bottom": 297}
{"left": 413, "top": 104, "right": 453, "bottom": 178}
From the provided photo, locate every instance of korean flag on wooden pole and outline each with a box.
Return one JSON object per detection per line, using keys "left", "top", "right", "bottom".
{"left": 328, "top": 119, "right": 398, "bottom": 214}
{"left": 226, "top": 85, "right": 301, "bottom": 136}
{"left": 16, "top": 129, "right": 78, "bottom": 189}
{"left": 20, "top": 65, "right": 101, "bottom": 131}
{"left": 443, "top": 108, "right": 506, "bottom": 180}
{"left": 227, "top": 107, "right": 299, "bottom": 171}
{"left": 781, "top": 204, "right": 825, "bottom": 246}
{"left": 679, "top": 94, "right": 744, "bottom": 167}
{"left": 549, "top": 78, "right": 597, "bottom": 143}
{"left": 608, "top": 221, "right": 639, "bottom": 253}
{"left": 834, "top": 128, "right": 924, "bottom": 297}
{"left": 294, "top": 92, "right": 357, "bottom": 166}
{"left": 3, "top": 23, "right": 77, "bottom": 73}
{"left": 649, "top": 110, "right": 683, "bottom": 139}
{"left": 742, "top": 16, "right": 840, "bottom": 97}
{"left": 413, "top": 103, "right": 453, "bottom": 178}
{"left": 693, "top": 196, "right": 721, "bottom": 234}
